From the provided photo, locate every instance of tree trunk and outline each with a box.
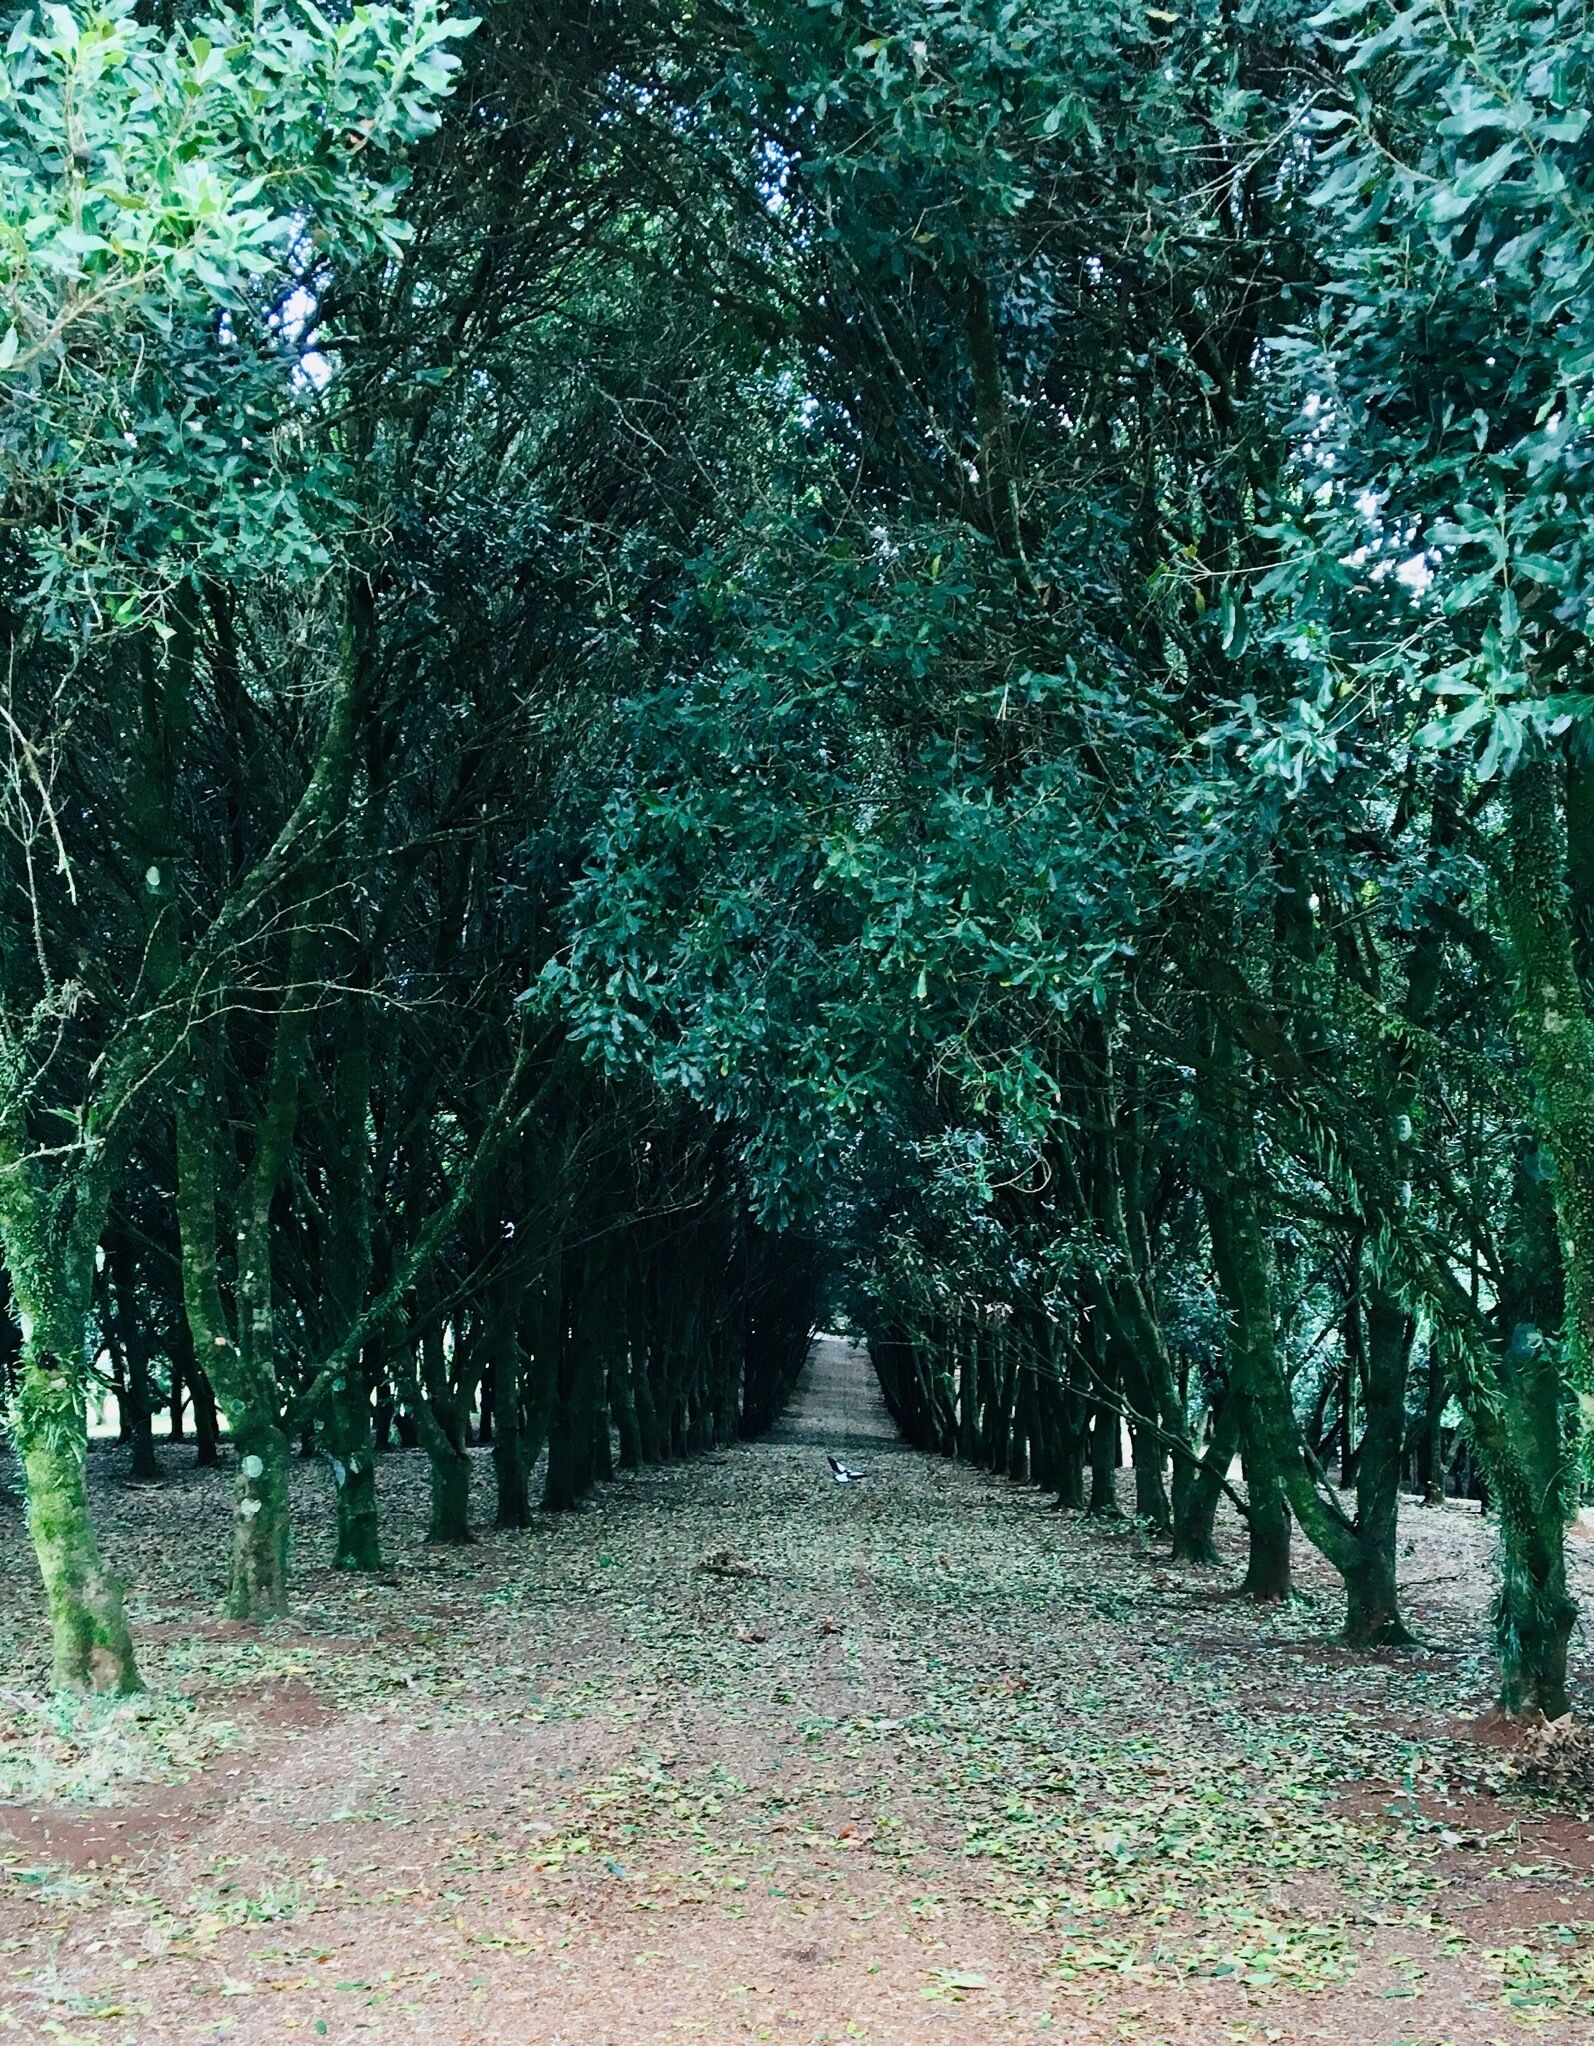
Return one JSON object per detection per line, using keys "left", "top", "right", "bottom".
{"left": 428, "top": 1428, "right": 472, "bottom": 1544}
{"left": 0, "top": 1123, "right": 140, "bottom": 1692}
{"left": 1202, "top": 1106, "right": 1296, "bottom": 1603}
{"left": 1057, "top": 1413, "right": 1088, "bottom": 1509}
{"left": 226, "top": 1415, "right": 291, "bottom": 1622}
{"left": 1007, "top": 1348, "right": 1033, "bottom": 1483}
{"left": 633, "top": 1328, "right": 665, "bottom": 1464}
{"left": 1239, "top": 1436, "right": 1293, "bottom": 1603}
{"left": 1172, "top": 1380, "right": 1240, "bottom": 1565}
{"left": 1494, "top": 751, "right": 1593, "bottom": 1716}
{"left": 176, "top": 1072, "right": 293, "bottom": 1619}
{"left": 1494, "top": 1469, "right": 1576, "bottom": 1721}
{"left": 326, "top": 1375, "right": 382, "bottom": 1572}
{"left": 1337, "top": 1337, "right": 1359, "bottom": 1488}
{"left": 1131, "top": 1421, "right": 1171, "bottom": 1531}
{"left": 1343, "top": 1291, "right": 1415, "bottom": 1648}
{"left": 1415, "top": 1335, "right": 1448, "bottom": 1504}
{"left": 956, "top": 1328, "right": 981, "bottom": 1462}
{"left": 1199, "top": 997, "right": 1383, "bottom": 1615}
{"left": 1086, "top": 1392, "right": 1119, "bottom": 1517}
{"left": 543, "top": 1254, "right": 595, "bottom": 1512}
{"left": 542, "top": 1370, "right": 589, "bottom": 1509}
{"left": 323, "top": 996, "right": 381, "bottom": 1573}
{"left": 106, "top": 1239, "right": 161, "bottom": 1484}
{"left": 415, "top": 1317, "right": 472, "bottom": 1544}
{"left": 190, "top": 1362, "right": 221, "bottom": 1465}
{"left": 14, "top": 1314, "right": 141, "bottom": 1692}
{"left": 492, "top": 1310, "right": 532, "bottom": 1530}
{"left": 1053, "top": 1326, "right": 1090, "bottom": 1508}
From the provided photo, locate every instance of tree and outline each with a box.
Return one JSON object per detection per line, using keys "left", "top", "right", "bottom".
{"left": 0, "top": 0, "right": 470, "bottom": 1688}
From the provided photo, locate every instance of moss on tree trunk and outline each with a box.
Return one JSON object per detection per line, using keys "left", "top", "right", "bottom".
{"left": 227, "top": 1417, "right": 291, "bottom": 1620}
{"left": 14, "top": 1331, "right": 140, "bottom": 1693}
{"left": 1492, "top": 751, "right": 1593, "bottom": 1716}
{"left": 0, "top": 1129, "right": 140, "bottom": 1691}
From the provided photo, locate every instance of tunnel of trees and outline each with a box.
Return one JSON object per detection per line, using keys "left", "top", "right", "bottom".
{"left": 1, "top": 0, "right": 1592, "bottom": 1747}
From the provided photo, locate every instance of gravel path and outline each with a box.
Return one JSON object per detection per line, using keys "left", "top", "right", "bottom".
{"left": 0, "top": 1337, "right": 1591, "bottom": 2043}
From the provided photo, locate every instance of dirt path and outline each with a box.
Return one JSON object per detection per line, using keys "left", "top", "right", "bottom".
{"left": 1, "top": 1338, "right": 1591, "bottom": 2044}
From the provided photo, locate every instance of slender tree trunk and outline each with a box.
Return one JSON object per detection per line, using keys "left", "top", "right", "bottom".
{"left": 179, "top": 601, "right": 367, "bottom": 1618}
{"left": 1054, "top": 1323, "right": 1090, "bottom": 1508}
{"left": 193, "top": 1382, "right": 221, "bottom": 1464}
{"left": 184, "top": 1334, "right": 221, "bottom": 1467}
{"left": 0, "top": 1122, "right": 140, "bottom": 1691}
{"left": 492, "top": 1298, "right": 532, "bottom": 1530}
{"left": 1007, "top": 1348, "right": 1032, "bottom": 1483}
{"left": 323, "top": 989, "right": 382, "bottom": 1572}
{"left": 957, "top": 1326, "right": 981, "bottom": 1462}
{"left": 1337, "top": 1336, "right": 1359, "bottom": 1489}
{"left": 1493, "top": 751, "right": 1593, "bottom": 1717}
{"left": 1343, "top": 1291, "right": 1415, "bottom": 1647}
{"left": 1494, "top": 1460, "right": 1576, "bottom": 1720}
{"left": 613, "top": 1342, "right": 643, "bottom": 1470}
{"left": 1119, "top": 1317, "right": 1172, "bottom": 1529}
{"left": 427, "top": 1424, "right": 472, "bottom": 1544}
{"left": 1416, "top": 1336, "right": 1448, "bottom": 1504}
{"left": 1131, "top": 1421, "right": 1171, "bottom": 1531}
{"left": 542, "top": 1355, "right": 591, "bottom": 1508}
{"left": 633, "top": 1321, "right": 665, "bottom": 1463}
{"left": 1057, "top": 1409, "right": 1088, "bottom": 1510}
{"left": 13, "top": 1305, "right": 141, "bottom": 1692}
{"left": 1199, "top": 996, "right": 1387, "bottom": 1616}
{"left": 1201, "top": 1071, "right": 1296, "bottom": 1603}
{"left": 413, "top": 1316, "right": 472, "bottom": 1544}
{"left": 591, "top": 1376, "right": 615, "bottom": 1482}
{"left": 932, "top": 1333, "right": 958, "bottom": 1457}
{"left": 1238, "top": 1420, "right": 1294, "bottom": 1601}
{"left": 544, "top": 1253, "right": 598, "bottom": 1512}
{"left": 1172, "top": 1380, "right": 1240, "bottom": 1565}
{"left": 1087, "top": 1393, "right": 1119, "bottom": 1517}
{"left": 226, "top": 1414, "right": 291, "bottom": 1622}
{"left": 326, "top": 1376, "right": 382, "bottom": 1572}
{"left": 180, "top": 1077, "right": 294, "bottom": 1620}
{"left": 106, "top": 1238, "right": 160, "bottom": 1483}
{"left": 1098, "top": 1267, "right": 1192, "bottom": 1537}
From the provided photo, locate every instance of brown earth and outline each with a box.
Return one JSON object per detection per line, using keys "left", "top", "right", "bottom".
{"left": 0, "top": 1338, "right": 1591, "bottom": 2045}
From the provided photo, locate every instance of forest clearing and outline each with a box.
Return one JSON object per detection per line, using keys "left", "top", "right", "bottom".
{"left": 2, "top": 1341, "right": 1592, "bottom": 2044}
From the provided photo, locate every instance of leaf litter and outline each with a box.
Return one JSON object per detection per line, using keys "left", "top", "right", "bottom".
{"left": 0, "top": 1337, "right": 1590, "bottom": 2042}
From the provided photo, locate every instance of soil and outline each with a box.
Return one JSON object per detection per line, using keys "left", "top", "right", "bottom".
{"left": 0, "top": 1338, "right": 1590, "bottom": 2044}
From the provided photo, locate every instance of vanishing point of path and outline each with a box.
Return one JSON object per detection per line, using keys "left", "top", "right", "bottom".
{"left": 1, "top": 1338, "right": 1591, "bottom": 2043}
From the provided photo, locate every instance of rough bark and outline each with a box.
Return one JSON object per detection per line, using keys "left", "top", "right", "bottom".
{"left": 227, "top": 1414, "right": 291, "bottom": 1622}
{"left": 1493, "top": 751, "right": 1593, "bottom": 1716}
{"left": 0, "top": 1109, "right": 140, "bottom": 1692}
{"left": 13, "top": 1314, "right": 140, "bottom": 1692}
